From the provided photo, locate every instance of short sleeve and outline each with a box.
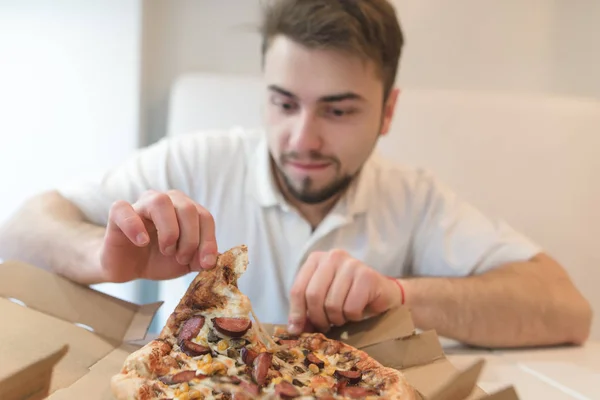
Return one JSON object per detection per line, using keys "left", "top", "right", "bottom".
{"left": 56, "top": 134, "right": 206, "bottom": 226}
{"left": 408, "top": 171, "right": 543, "bottom": 277}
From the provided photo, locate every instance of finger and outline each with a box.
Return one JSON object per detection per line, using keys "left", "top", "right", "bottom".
{"left": 288, "top": 253, "right": 321, "bottom": 334}
{"left": 169, "top": 193, "right": 199, "bottom": 265}
{"left": 343, "top": 270, "right": 374, "bottom": 322}
{"left": 107, "top": 200, "right": 149, "bottom": 246}
{"left": 323, "top": 261, "right": 355, "bottom": 326}
{"left": 301, "top": 319, "right": 316, "bottom": 333}
{"left": 196, "top": 204, "right": 218, "bottom": 269}
{"left": 305, "top": 260, "right": 338, "bottom": 333}
{"left": 134, "top": 191, "right": 179, "bottom": 256}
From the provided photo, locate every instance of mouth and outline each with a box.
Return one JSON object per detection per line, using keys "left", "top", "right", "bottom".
{"left": 286, "top": 161, "right": 331, "bottom": 171}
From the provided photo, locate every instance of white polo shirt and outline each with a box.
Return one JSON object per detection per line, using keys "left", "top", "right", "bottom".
{"left": 58, "top": 127, "right": 542, "bottom": 325}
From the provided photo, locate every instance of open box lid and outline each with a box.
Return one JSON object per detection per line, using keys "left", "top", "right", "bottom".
{"left": 0, "top": 260, "right": 162, "bottom": 399}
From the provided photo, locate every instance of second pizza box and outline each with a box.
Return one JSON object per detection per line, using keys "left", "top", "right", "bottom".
{"left": 0, "top": 259, "right": 519, "bottom": 400}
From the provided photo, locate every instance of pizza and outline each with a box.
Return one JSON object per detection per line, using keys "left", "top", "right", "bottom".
{"left": 111, "top": 245, "right": 417, "bottom": 399}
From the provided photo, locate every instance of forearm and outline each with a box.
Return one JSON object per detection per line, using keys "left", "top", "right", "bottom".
{"left": 400, "top": 255, "right": 592, "bottom": 348}
{"left": 0, "top": 190, "right": 105, "bottom": 285}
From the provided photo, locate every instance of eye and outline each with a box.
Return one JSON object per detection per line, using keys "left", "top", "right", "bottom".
{"left": 325, "top": 107, "right": 356, "bottom": 118}
{"left": 270, "top": 95, "right": 298, "bottom": 113}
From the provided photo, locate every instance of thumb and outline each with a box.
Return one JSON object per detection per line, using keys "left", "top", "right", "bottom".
{"left": 287, "top": 306, "right": 307, "bottom": 336}
{"left": 367, "top": 276, "right": 402, "bottom": 316}
{"left": 287, "top": 255, "right": 319, "bottom": 334}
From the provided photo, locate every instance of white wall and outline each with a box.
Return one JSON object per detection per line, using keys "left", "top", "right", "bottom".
{"left": 140, "top": 0, "right": 600, "bottom": 146}
{"left": 0, "top": 0, "right": 142, "bottom": 226}
{"left": 140, "top": 0, "right": 262, "bottom": 144}
{"left": 0, "top": 0, "right": 145, "bottom": 303}
{"left": 394, "top": 0, "right": 600, "bottom": 99}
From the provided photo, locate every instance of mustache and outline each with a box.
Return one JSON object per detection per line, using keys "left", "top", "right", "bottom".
{"left": 280, "top": 151, "right": 339, "bottom": 164}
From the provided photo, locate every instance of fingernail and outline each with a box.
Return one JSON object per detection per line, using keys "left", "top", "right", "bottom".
{"left": 201, "top": 254, "right": 216, "bottom": 268}
{"left": 136, "top": 233, "right": 149, "bottom": 246}
{"left": 287, "top": 323, "right": 300, "bottom": 334}
{"left": 176, "top": 255, "right": 191, "bottom": 266}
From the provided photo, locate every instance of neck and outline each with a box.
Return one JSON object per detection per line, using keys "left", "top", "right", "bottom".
{"left": 272, "top": 165, "right": 344, "bottom": 230}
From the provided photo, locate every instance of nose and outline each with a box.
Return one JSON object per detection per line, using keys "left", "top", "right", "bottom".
{"left": 288, "top": 109, "right": 322, "bottom": 152}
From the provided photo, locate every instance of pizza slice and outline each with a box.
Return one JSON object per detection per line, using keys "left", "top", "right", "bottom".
{"left": 111, "top": 244, "right": 276, "bottom": 399}
{"left": 110, "top": 245, "right": 417, "bottom": 399}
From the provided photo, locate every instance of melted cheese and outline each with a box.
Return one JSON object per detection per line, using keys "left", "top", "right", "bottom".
{"left": 250, "top": 307, "right": 282, "bottom": 351}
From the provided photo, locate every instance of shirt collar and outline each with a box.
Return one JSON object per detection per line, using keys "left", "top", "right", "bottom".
{"left": 246, "top": 137, "right": 282, "bottom": 208}
{"left": 246, "top": 137, "right": 378, "bottom": 217}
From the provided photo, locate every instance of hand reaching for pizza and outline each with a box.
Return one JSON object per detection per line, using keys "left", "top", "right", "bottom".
{"left": 99, "top": 190, "right": 219, "bottom": 283}
{"left": 287, "top": 249, "right": 404, "bottom": 335}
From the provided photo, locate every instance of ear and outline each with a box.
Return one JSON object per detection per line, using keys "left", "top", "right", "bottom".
{"left": 379, "top": 88, "right": 400, "bottom": 137}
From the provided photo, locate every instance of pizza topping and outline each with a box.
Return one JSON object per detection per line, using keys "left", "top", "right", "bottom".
{"left": 216, "top": 339, "right": 230, "bottom": 353}
{"left": 293, "top": 365, "right": 305, "bottom": 374}
{"left": 271, "top": 358, "right": 283, "bottom": 371}
{"left": 158, "top": 370, "right": 200, "bottom": 385}
{"left": 240, "top": 347, "right": 259, "bottom": 366}
{"left": 231, "top": 393, "right": 252, "bottom": 400}
{"left": 335, "top": 351, "right": 358, "bottom": 370}
{"left": 301, "top": 335, "right": 324, "bottom": 351}
{"left": 252, "top": 352, "right": 273, "bottom": 386}
{"left": 334, "top": 369, "right": 362, "bottom": 384}
{"left": 213, "top": 317, "right": 252, "bottom": 337}
{"left": 276, "top": 338, "right": 300, "bottom": 347}
{"left": 291, "top": 378, "right": 305, "bottom": 387}
{"left": 338, "top": 386, "right": 378, "bottom": 398}
{"left": 207, "top": 328, "right": 221, "bottom": 343}
{"left": 239, "top": 380, "right": 259, "bottom": 395}
{"left": 188, "top": 390, "right": 203, "bottom": 400}
{"left": 178, "top": 316, "right": 205, "bottom": 342}
{"left": 180, "top": 340, "right": 211, "bottom": 357}
{"left": 275, "top": 350, "right": 296, "bottom": 363}
{"left": 226, "top": 348, "right": 240, "bottom": 360}
{"left": 228, "top": 338, "right": 248, "bottom": 348}
{"left": 275, "top": 381, "right": 301, "bottom": 398}
{"left": 304, "top": 353, "right": 325, "bottom": 369}
{"left": 323, "top": 340, "right": 342, "bottom": 356}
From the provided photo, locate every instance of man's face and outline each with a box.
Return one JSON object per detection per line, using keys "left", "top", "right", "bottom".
{"left": 262, "top": 36, "right": 398, "bottom": 205}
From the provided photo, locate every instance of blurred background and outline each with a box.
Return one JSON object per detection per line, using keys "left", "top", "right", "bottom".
{"left": 0, "top": 0, "right": 599, "bottom": 335}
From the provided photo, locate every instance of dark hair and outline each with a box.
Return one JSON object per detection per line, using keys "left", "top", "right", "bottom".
{"left": 260, "top": 0, "right": 405, "bottom": 98}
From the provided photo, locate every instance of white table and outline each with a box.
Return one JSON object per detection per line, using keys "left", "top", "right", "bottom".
{"left": 443, "top": 339, "right": 600, "bottom": 399}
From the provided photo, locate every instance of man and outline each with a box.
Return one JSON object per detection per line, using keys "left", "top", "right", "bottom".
{"left": 0, "top": 0, "right": 592, "bottom": 348}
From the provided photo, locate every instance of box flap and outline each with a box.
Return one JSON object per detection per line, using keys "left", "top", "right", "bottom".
{"left": 48, "top": 345, "right": 139, "bottom": 400}
{"left": 0, "top": 297, "right": 119, "bottom": 392}
{"left": 0, "top": 260, "right": 161, "bottom": 342}
{"left": 428, "top": 360, "right": 485, "bottom": 400}
{"left": 0, "top": 341, "right": 68, "bottom": 400}
{"left": 485, "top": 387, "right": 520, "bottom": 400}
{"left": 327, "top": 306, "right": 415, "bottom": 348}
{"left": 123, "top": 302, "right": 164, "bottom": 342}
{"left": 361, "top": 330, "right": 445, "bottom": 370}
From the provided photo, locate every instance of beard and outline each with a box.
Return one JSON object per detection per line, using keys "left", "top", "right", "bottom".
{"left": 273, "top": 151, "right": 356, "bottom": 205}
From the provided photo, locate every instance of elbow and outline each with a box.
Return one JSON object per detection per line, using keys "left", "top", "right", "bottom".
{"left": 567, "top": 295, "right": 593, "bottom": 346}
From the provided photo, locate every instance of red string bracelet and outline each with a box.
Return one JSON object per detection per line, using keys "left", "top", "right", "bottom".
{"left": 387, "top": 276, "right": 405, "bottom": 305}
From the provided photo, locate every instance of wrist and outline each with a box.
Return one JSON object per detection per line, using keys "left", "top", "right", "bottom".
{"left": 386, "top": 276, "right": 406, "bottom": 307}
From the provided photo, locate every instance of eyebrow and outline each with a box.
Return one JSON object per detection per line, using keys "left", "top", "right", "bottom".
{"left": 268, "top": 84, "right": 365, "bottom": 103}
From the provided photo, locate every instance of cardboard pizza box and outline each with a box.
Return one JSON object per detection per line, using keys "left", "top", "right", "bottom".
{"left": 0, "top": 260, "right": 162, "bottom": 400}
{"left": 0, "top": 259, "right": 519, "bottom": 400}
